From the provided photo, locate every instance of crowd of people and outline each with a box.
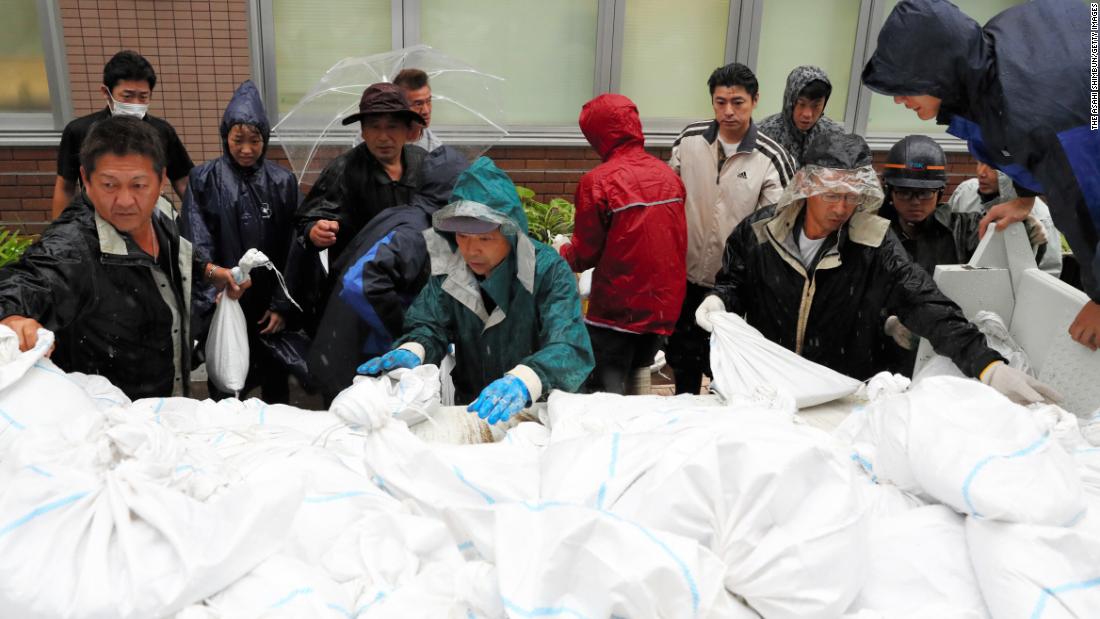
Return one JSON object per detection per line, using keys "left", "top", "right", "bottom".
{"left": 0, "top": 0, "right": 1093, "bottom": 424}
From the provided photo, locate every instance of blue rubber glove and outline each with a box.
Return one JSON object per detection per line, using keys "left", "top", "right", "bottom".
{"left": 356, "top": 348, "right": 421, "bottom": 376}
{"left": 467, "top": 375, "right": 531, "bottom": 425}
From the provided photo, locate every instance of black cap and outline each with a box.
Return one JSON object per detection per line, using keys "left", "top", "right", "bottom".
{"left": 341, "top": 82, "right": 425, "bottom": 126}
{"left": 883, "top": 134, "right": 947, "bottom": 189}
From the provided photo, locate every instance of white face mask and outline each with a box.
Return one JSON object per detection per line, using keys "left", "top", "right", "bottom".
{"left": 108, "top": 93, "right": 149, "bottom": 119}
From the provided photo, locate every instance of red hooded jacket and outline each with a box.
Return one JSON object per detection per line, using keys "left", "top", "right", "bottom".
{"left": 561, "top": 94, "right": 687, "bottom": 335}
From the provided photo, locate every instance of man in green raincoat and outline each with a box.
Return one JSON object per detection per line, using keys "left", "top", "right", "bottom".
{"left": 358, "top": 157, "right": 594, "bottom": 424}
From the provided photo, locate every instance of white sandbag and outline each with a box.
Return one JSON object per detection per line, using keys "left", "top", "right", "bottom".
{"left": 966, "top": 506, "right": 1100, "bottom": 619}
{"left": 205, "top": 249, "right": 301, "bottom": 395}
{"left": 0, "top": 410, "right": 301, "bottom": 619}
{"left": 839, "top": 375, "right": 1085, "bottom": 524}
{"left": 540, "top": 397, "right": 869, "bottom": 619}
{"left": 196, "top": 553, "right": 355, "bottom": 619}
{"left": 0, "top": 327, "right": 107, "bottom": 455}
{"left": 330, "top": 365, "right": 442, "bottom": 430}
{"left": 708, "top": 312, "right": 861, "bottom": 408}
{"left": 440, "top": 503, "right": 755, "bottom": 619}
{"left": 847, "top": 505, "right": 989, "bottom": 617}
{"left": 358, "top": 560, "right": 504, "bottom": 618}
{"left": 546, "top": 390, "right": 724, "bottom": 442}
{"left": 205, "top": 296, "right": 249, "bottom": 395}
{"left": 360, "top": 418, "right": 539, "bottom": 518}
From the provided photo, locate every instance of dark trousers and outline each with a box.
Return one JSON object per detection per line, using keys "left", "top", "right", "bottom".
{"left": 584, "top": 324, "right": 662, "bottom": 395}
{"left": 665, "top": 282, "right": 713, "bottom": 395}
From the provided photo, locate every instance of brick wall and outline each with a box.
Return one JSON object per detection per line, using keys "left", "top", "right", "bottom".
{"left": 0, "top": 149, "right": 55, "bottom": 232}
{"left": 62, "top": 0, "right": 252, "bottom": 162}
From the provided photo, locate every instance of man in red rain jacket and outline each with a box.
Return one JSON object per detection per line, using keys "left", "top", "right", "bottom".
{"left": 554, "top": 93, "right": 687, "bottom": 394}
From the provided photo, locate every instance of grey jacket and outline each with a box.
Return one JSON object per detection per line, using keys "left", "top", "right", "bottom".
{"left": 757, "top": 66, "right": 845, "bottom": 168}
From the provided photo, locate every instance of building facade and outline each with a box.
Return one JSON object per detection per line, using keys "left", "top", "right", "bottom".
{"left": 0, "top": 0, "right": 1023, "bottom": 233}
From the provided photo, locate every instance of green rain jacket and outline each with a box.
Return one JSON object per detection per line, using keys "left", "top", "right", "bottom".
{"left": 393, "top": 157, "right": 594, "bottom": 404}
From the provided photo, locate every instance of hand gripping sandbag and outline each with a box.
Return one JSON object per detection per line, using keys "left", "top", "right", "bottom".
{"left": 205, "top": 249, "right": 300, "bottom": 396}
{"left": 708, "top": 312, "right": 861, "bottom": 408}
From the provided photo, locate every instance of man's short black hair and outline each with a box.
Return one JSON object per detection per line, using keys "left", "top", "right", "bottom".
{"left": 393, "top": 68, "right": 429, "bottom": 91}
{"left": 80, "top": 116, "right": 165, "bottom": 176}
{"left": 103, "top": 50, "right": 157, "bottom": 91}
{"left": 798, "top": 79, "right": 832, "bottom": 102}
{"left": 707, "top": 63, "right": 758, "bottom": 97}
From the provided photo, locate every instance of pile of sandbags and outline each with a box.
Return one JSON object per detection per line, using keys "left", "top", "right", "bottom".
{"left": 3, "top": 322, "right": 1100, "bottom": 618}
{"left": 836, "top": 373, "right": 1100, "bottom": 618}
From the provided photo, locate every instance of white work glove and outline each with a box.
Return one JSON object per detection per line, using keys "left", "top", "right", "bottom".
{"left": 551, "top": 234, "right": 571, "bottom": 252}
{"left": 884, "top": 315, "right": 918, "bottom": 350}
{"left": 694, "top": 295, "right": 726, "bottom": 333}
{"left": 981, "top": 361, "right": 1063, "bottom": 405}
{"left": 1023, "top": 214, "right": 1048, "bottom": 248}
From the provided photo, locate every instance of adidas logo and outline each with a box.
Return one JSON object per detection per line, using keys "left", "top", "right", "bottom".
{"left": 737, "top": 171, "right": 748, "bottom": 179}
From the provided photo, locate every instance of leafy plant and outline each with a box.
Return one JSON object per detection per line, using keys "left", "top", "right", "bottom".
{"left": 517, "top": 186, "right": 575, "bottom": 244}
{"left": 0, "top": 229, "right": 31, "bottom": 268}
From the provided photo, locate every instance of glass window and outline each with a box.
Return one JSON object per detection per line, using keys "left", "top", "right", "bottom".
{"left": 618, "top": 0, "right": 730, "bottom": 121}
{"left": 0, "top": 0, "right": 51, "bottom": 113}
{"left": 866, "top": 0, "right": 1025, "bottom": 134}
{"left": 420, "top": 0, "right": 598, "bottom": 126}
{"left": 755, "top": 0, "right": 859, "bottom": 128}
{"left": 272, "top": 0, "right": 392, "bottom": 116}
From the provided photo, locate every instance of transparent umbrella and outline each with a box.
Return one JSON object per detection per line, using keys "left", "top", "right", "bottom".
{"left": 273, "top": 44, "right": 507, "bottom": 187}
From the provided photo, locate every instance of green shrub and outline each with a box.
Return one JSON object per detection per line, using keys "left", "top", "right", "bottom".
{"left": 0, "top": 229, "right": 32, "bottom": 268}
{"left": 516, "top": 186, "right": 574, "bottom": 244}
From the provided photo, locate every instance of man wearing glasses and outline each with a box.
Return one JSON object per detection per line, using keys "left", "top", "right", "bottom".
{"left": 876, "top": 135, "right": 1049, "bottom": 372}
{"left": 693, "top": 132, "right": 1059, "bottom": 405}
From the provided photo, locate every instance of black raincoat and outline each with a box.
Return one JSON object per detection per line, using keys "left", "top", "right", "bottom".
{"left": 711, "top": 202, "right": 1003, "bottom": 380}
{"left": 182, "top": 80, "right": 301, "bottom": 332}
{"left": 0, "top": 196, "right": 199, "bottom": 399}
{"left": 863, "top": 0, "right": 1100, "bottom": 300}
{"left": 293, "top": 142, "right": 428, "bottom": 265}
{"left": 182, "top": 82, "right": 301, "bottom": 398}
{"left": 307, "top": 147, "right": 469, "bottom": 400}
{"left": 758, "top": 66, "right": 844, "bottom": 168}
{"left": 879, "top": 199, "right": 982, "bottom": 275}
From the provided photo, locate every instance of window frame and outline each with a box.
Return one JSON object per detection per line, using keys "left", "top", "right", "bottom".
{"left": 252, "top": 0, "right": 750, "bottom": 146}
{"left": 251, "top": 0, "right": 975, "bottom": 150}
{"left": 0, "top": 0, "right": 74, "bottom": 145}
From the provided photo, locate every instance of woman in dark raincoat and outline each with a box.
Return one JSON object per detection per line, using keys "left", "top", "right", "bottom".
{"left": 862, "top": 0, "right": 1100, "bottom": 350}
{"left": 182, "top": 80, "right": 301, "bottom": 402}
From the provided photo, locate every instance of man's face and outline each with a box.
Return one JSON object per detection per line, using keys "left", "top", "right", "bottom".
{"left": 711, "top": 85, "right": 758, "bottom": 137}
{"left": 456, "top": 229, "right": 511, "bottom": 276}
{"left": 102, "top": 79, "right": 152, "bottom": 105}
{"left": 891, "top": 187, "right": 940, "bottom": 224}
{"left": 804, "top": 190, "right": 863, "bottom": 238}
{"left": 792, "top": 96, "right": 826, "bottom": 132}
{"left": 360, "top": 114, "right": 412, "bottom": 165}
{"left": 976, "top": 162, "right": 999, "bottom": 195}
{"left": 227, "top": 124, "right": 264, "bottom": 168}
{"left": 893, "top": 95, "right": 941, "bottom": 121}
{"left": 80, "top": 153, "right": 165, "bottom": 235}
{"left": 403, "top": 85, "right": 432, "bottom": 127}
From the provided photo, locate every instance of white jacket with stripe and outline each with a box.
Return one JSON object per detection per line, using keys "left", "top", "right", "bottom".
{"left": 669, "top": 119, "right": 795, "bottom": 287}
